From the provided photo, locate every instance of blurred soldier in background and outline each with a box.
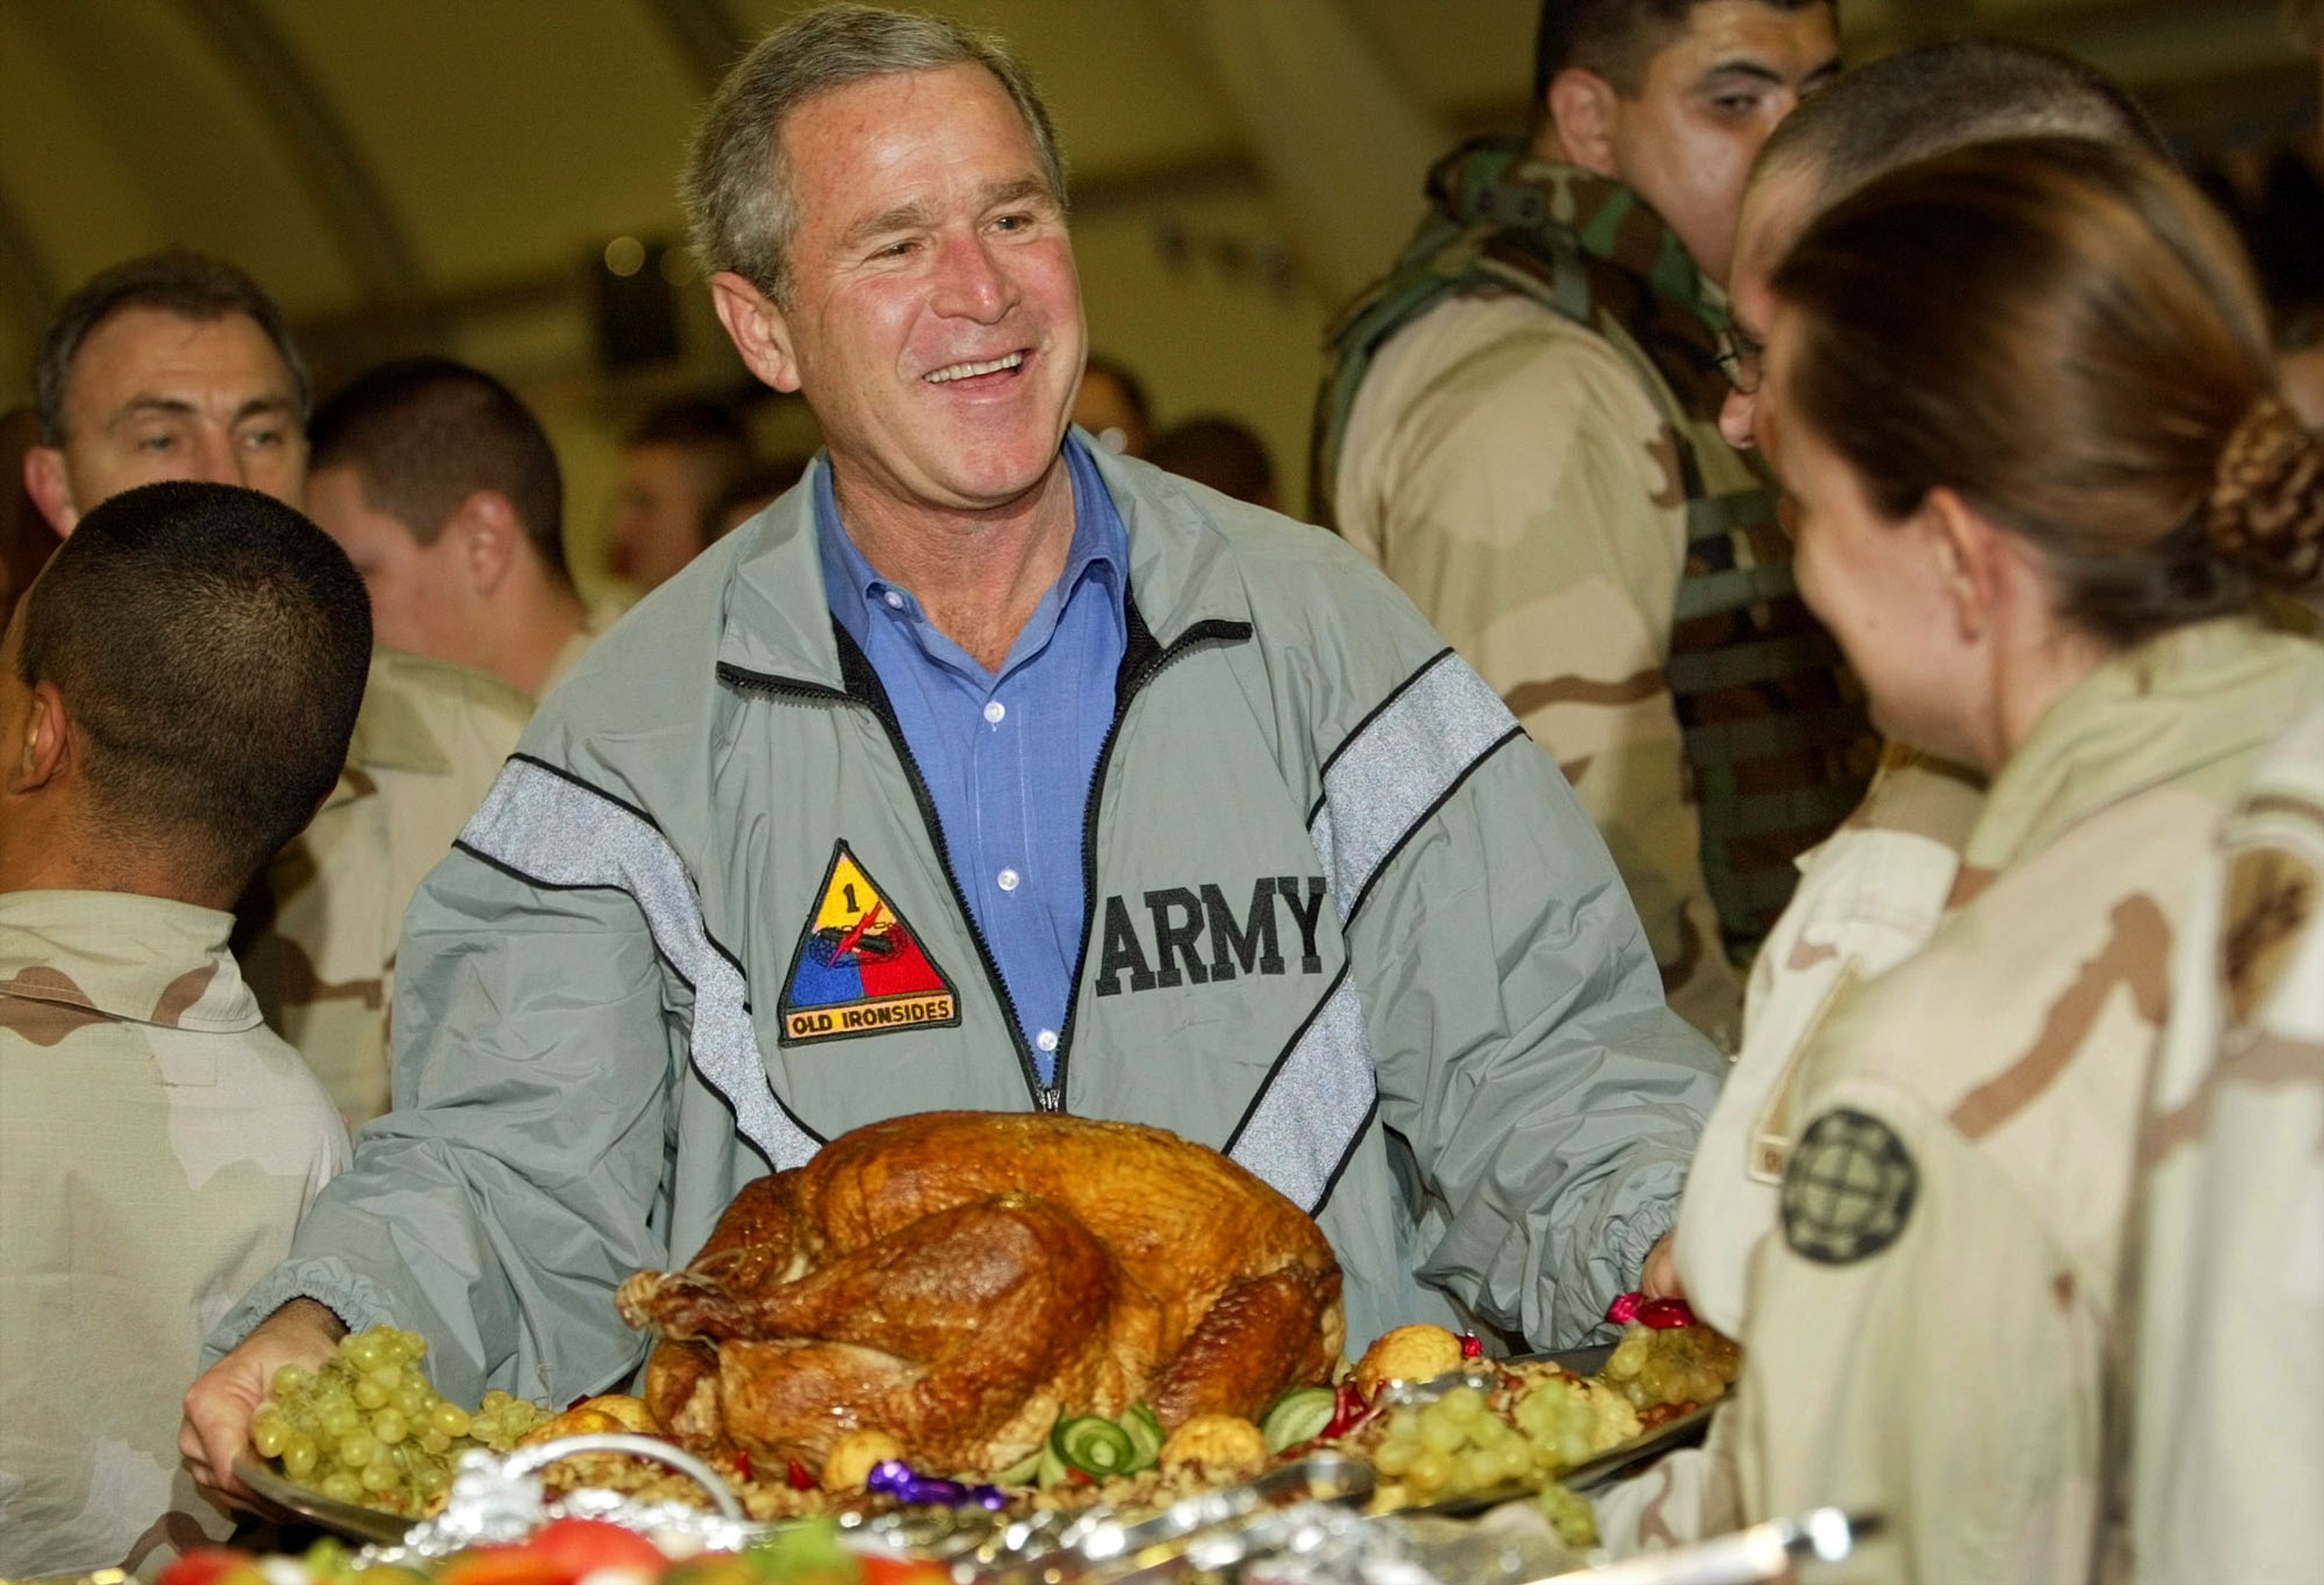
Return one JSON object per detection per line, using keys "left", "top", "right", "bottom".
{"left": 0, "top": 406, "right": 57, "bottom": 630}
{"left": 306, "top": 356, "right": 614, "bottom": 700}
{"left": 1316, "top": 0, "right": 1869, "bottom": 1051}
{"left": 0, "top": 482, "right": 361, "bottom": 1575}
{"left": 609, "top": 394, "right": 758, "bottom": 591}
{"left": 21, "top": 253, "right": 532, "bottom": 1124}
{"left": 1148, "top": 413, "right": 1280, "bottom": 510}
{"left": 1070, "top": 352, "right": 1154, "bottom": 458}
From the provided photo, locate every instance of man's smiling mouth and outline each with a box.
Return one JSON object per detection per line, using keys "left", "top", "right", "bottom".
{"left": 924, "top": 351, "right": 1026, "bottom": 384}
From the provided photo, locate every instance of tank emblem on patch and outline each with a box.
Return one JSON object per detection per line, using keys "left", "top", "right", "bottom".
{"left": 2220, "top": 845, "right": 2316, "bottom": 1028}
{"left": 1781, "top": 1108, "right": 1917, "bottom": 1265}
{"left": 778, "top": 841, "right": 960, "bottom": 1045}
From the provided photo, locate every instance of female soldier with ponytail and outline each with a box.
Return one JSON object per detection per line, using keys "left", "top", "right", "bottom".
{"left": 1729, "top": 136, "right": 2324, "bottom": 1584}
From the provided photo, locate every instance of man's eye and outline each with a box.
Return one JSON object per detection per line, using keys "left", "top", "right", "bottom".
{"left": 136, "top": 433, "right": 177, "bottom": 453}
{"left": 875, "top": 239, "right": 918, "bottom": 260}
{"left": 1713, "top": 93, "right": 1762, "bottom": 116}
{"left": 243, "top": 428, "right": 284, "bottom": 449}
{"left": 991, "top": 213, "right": 1029, "bottom": 232}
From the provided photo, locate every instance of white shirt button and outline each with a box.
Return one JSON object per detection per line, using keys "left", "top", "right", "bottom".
{"left": 1036, "top": 1029, "right": 1059, "bottom": 1052}
{"left": 997, "top": 867, "right": 1020, "bottom": 892}
{"left": 882, "top": 589, "right": 904, "bottom": 609}
{"left": 983, "top": 700, "right": 1006, "bottom": 724}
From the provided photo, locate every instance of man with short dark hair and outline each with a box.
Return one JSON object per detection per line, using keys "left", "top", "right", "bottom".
{"left": 1670, "top": 36, "right": 2170, "bottom": 1335}
{"left": 186, "top": 2, "right": 1721, "bottom": 1493}
{"left": 22, "top": 254, "right": 535, "bottom": 1126}
{"left": 1589, "top": 40, "right": 2176, "bottom": 1560}
{"left": 1317, "top": 0, "right": 1871, "bottom": 1059}
{"left": 0, "top": 481, "right": 359, "bottom": 1575}
{"left": 307, "top": 356, "right": 608, "bottom": 700}
{"left": 1717, "top": 35, "right": 2165, "bottom": 451}
{"left": 610, "top": 395, "right": 759, "bottom": 591}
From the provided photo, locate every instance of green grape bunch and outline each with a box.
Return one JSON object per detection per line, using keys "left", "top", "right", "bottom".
{"left": 1366, "top": 1385, "right": 1539, "bottom": 1503}
{"left": 251, "top": 1324, "right": 548, "bottom": 1516}
{"left": 1599, "top": 1322, "right": 1742, "bottom": 1412}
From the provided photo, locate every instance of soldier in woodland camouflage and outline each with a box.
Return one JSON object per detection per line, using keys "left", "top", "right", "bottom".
{"left": 1318, "top": 0, "right": 1869, "bottom": 1049}
{"left": 0, "top": 483, "right": 363, "bottom": 1575}
{"left": 1727, "top": 143, "right": 2324, "bottom": 1584}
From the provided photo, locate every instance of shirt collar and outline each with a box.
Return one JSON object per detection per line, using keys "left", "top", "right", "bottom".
{"left": 0, "top": 889, "right": 263, "bottom": 1034}
{"left": 815, "top": 435, "right": 1126, "bottom": 651}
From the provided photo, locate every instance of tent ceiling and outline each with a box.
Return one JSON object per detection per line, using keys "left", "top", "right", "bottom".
{"left": 0, "top": 0, "right": 2310, "bottom": 402}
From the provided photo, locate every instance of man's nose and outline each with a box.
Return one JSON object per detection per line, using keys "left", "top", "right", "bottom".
{"left": 1719, "top": 386, "right": 1759, "bottom": 452}
{"left": 190, "top": 429, "right": 245, "bottom": 487}
{"left": 931, "top": 231, "right": 1013, "bottom": 321}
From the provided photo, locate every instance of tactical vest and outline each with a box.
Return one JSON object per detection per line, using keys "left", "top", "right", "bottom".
{"left": 1313, "top": 139, "right": 1877, "bottom": 958}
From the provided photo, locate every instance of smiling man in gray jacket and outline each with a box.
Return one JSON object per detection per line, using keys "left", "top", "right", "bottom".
{"left": 184, "top": 4, "right": 1719, "bottom": 1492}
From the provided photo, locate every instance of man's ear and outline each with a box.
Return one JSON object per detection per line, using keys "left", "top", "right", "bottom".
{"left": 1922, "top": 486, "right": 2004, "bottom": 645}
{"left": 709, "top": 271, "right": 804, "bottom": 395}
{"left": 1544, "top": 67, "right": 1623, "bottom": 177}
{"left": 455, "top": 491, "right": 520, "bottom": 596}
{"left": 23, "top": 446, "right": 79, "bottom": 537}
{"left": 8, "top": 680, "right": 74, "bottom": 795}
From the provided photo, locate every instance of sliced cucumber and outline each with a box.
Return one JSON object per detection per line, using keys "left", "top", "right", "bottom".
{"left": 1259, "top": 1385, "right": 1338, "bottom": 1454}
{"left": 1053, "top": 1414, "right": 1138, "bottom": 1480}
{"left": 1034, "top": 1439, "right": 1069, "bottom": 1489}
{"left": 1117, "top": 1403, "right": 1164, "bottom": 1473}
{"left": 990, "top": 1446, "right": 1043, "bottom": 1487}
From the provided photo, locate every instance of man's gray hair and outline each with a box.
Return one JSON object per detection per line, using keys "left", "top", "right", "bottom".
{"left": 1756, "top": 37, "right": 2170, "bottom": 211}
{"left": 682, "top": 4, "right": 1068, "bottom": 306}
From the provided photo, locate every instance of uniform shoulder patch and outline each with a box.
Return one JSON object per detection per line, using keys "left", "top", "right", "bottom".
{"left": 1780, "top": 1107, "right": 1918, "bottom": 1265}
{"left": 778, "top": 842, "right": 960, "bottom": 1046}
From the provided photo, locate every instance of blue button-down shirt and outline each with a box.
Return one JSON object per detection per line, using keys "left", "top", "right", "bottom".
{"left": 818, "top": 438, "right": 1126, "bottom": 1086}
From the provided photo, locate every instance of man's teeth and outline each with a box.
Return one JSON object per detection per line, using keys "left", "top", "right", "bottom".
{"left": 925, "top": 352, "right": 1025, "bottom": 384}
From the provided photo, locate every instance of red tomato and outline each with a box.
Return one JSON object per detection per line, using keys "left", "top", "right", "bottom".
{"left": 527, "top": 1518, "right": 669, "bottom": 1577}
{"left": 858, "top": 1559, "right": 950, "bottom": 1585}
{"left": 434, "top": 1543, "right": 576, "bottom": 1585}
{"left": 159, "top": 1547, "right": 263, "bottom": 1585}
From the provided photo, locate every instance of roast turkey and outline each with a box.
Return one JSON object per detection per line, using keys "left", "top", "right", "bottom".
{"left": 615, "top": 1111, "right": 1345, "bottom": 1477}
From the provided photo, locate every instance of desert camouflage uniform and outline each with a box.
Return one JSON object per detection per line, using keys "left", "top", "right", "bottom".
{"left": 238, "top": 648, "right": 531, "bottom": 1124}
{"left": 1672, "top": 743, "right": 1984, "bottom": 1336}
{"left": 0, "top": 889, "right": 347, "bottom": 1577}
{"left": 2128, "top": 697, "right": 2324, "bottom": 1583}
{"left": 1318, "top": 140, "right": 1876, "bottom": 1049}
{"left": 1734, "top": 619, "right": 2324, "bottom": 1584}
{"left": 1594, "top": 746, "right": 1983, "bottom": 1555}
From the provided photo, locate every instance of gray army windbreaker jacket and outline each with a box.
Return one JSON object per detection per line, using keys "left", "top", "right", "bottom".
{"left": 214, "top": 442, "right": 1721, "bottom": 1407}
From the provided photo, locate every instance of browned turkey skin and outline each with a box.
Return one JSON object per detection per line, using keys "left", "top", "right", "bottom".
{"left": 615, "top": 1111, "right": 1345, "bottom": 1477}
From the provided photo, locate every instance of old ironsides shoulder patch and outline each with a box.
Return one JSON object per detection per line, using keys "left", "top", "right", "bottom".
{"left": 1780, "top": 1108, "right": 1919, "bottom": 1265}
{"left": 778, "top": 841, "right": 960, "bottom": 1046}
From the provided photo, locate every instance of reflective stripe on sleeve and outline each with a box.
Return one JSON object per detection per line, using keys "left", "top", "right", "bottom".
{"left": 1227, "top": 969, "right": 1374, "bottom": 1213}
{"left": 1307, "top": 649, "right": 1525, "bottom": 922}
{"left": 1231, "top": 652, "right": 1521, "bottom": 1210}
{"left": 456, "top": 755, "right": 821, "bottom": 1172}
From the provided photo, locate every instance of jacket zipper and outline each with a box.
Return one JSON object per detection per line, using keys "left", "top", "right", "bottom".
{"left": 718, "top": 650, "right": 1048, "bottom": 1110}
{"left": 718, "top": 606, "right": 1250, "bottom": 1116}
{"left": 1048, "top": 606, "right": 1255, "bottom": 1111}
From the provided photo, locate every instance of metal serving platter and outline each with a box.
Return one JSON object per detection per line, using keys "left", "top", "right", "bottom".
{"left": 234, "top": 1452, "right": 413, "bottom": 1545}
{"left": 229, "top": 1342, "right": 1722, "bottom": 1552}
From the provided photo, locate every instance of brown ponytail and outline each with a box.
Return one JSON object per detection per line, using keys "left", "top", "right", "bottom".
{"left": 1770, "top": 137, "right": 2315, "bottom": 648}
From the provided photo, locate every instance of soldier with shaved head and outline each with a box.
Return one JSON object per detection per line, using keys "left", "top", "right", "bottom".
{"left": 0, "top": 482, "right": 361, "bottom": 1575}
